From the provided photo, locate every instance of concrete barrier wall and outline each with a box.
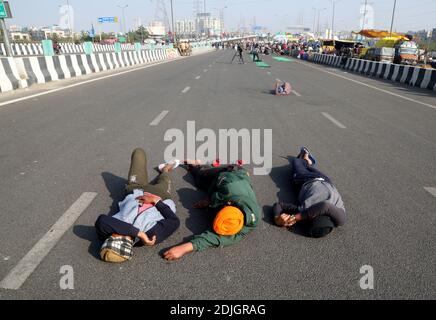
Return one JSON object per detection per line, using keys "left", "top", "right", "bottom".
{"left": 0, "top": 57, "right": 28, "bottom": 93}
{"left": 0, "top": 48, "right": 171, "bottom": 93}
{"left": 17, "top": 48, "right": 169, "bottom": 86}
{"left": 1, "top": 45, "right": 213, "bottom": 94}
{"left": 1, "top": 41, "right": 212, "bottom": 56}
{"left": 305, "top": 53, "right": 436, "bottom": 92}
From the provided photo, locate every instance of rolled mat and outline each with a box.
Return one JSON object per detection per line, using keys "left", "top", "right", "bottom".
{"left": 255, "top": 61, "right": 271, "bottom": 68}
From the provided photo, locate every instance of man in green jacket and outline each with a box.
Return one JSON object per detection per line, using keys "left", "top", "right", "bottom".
{"left": 163, "top": 161, "right": 261, "bottom": 261}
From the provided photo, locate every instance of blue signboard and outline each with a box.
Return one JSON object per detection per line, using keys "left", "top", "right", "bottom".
{"left": 98, "top": 17, "right": 118, "bottom": 24}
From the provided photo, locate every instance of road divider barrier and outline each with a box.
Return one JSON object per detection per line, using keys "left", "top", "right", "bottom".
{"left": 1, "top": 45, "right": 213, "bottom": 93}
{"left": 0, "top": 57, "right": 28, "bottom": 93}
{"left": 1, "top": 41, "right": 213, "bottom": 57}
{"left": 298, "top": 52, "right": 436, "bottom": 92}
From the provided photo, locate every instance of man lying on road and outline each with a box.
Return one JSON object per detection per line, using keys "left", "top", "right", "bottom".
{"left": 95, "top": 148, "right": 181, "bottom": 263}
{"left": 273, "top": 147, "right": 346, "bottom": 238}
{"left": 163, "top": 160, "right": 261, "bottom": 261}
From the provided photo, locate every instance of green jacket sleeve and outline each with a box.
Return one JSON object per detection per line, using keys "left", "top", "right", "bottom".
{"left": 190, "top": 225, "right": 256, "bottom": 252}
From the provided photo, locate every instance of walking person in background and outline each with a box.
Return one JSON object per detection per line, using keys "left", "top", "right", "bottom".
{"left": 252, "top": 44, "right": 261, "bottom": 62}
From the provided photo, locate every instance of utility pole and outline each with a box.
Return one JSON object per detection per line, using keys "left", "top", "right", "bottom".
{"left": 361, "top": 0, "right": 368, "bottom": 30}
{"left": 66, "top": 0, "right": 73, "bottom": 39}
{"left": 425, "top": 30, "right": 432, "bottom": 66}
{"left": 316, "top": 8, "right": 327, "bottom": 38}
{"left": 331, "top": 0, "right": 341, "bottom": 40}
{"left": 117, "top": 5, "right": 128, "bottom": 36}
{"left": 170, "top": 0, "right": 175, "bottom": 42}
{"left": 312, "top": 8, "right": 317, "bottom": 35}
{"left": 0, "top": 18, "right": 12, "bottom": 56}
{"left": 389, "top": 0, "right": 397, "bottom": 36}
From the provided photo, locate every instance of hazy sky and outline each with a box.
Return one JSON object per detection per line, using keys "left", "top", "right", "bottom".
{"left": 5, "top": 0, "right": 436, "bottom": 33}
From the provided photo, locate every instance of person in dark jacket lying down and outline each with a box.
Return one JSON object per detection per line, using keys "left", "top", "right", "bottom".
{"left": 273, "top": 147, "right": 346, "bottom": 238}
{"left": 95, "top": 148, "right": 181, "bottom": 263}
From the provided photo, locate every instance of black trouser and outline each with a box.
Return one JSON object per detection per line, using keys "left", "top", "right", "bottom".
{"left": 189, "top": 164, "right": 243, "bottom": 192}
{"left": 292, "top": 158, "right": 331, "bottom": 188}
{"left": 95, "top": 215, "right": 140, "bottom": 241}
{"left": 189, "top": 165, "right": 233, "bottom": 192}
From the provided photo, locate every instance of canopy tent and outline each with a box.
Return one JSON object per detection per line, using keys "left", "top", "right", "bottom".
{"left": 321, "top": 39, "right": 362, "bottom": 51}
{"left": 353, "top": 29, "right": 410, "bottom": 41}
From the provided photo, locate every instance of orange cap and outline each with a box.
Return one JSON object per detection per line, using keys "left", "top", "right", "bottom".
{"left": 213, "top": 206, "right": 244, "bottom": 236}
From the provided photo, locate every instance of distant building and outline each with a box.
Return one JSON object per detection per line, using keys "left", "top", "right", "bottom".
{"left": 39, "top": 25, "right": 69, "bottom": 39}
{"left": 28, "top": 27, "right": 47, "bottom": 41}
{"left": 10, "top": 31, "right": 30, "bottom": 41}
{"left": 7, "top": 25, "right": 31, "bottom": 41}
{"left": 432, "top": 28, "right": 436, "bottom": 41}
{"left": 195, "top": 13, "right": 222, "bottom": 36}
{"left": 8, "top": 25, "right": 22, "bottom": 33}
{"left": 175, "top": 20, "right": 196, "bottom": 36}
{"left": 414, "top": 30, "right": 429, "bottom": 41}
{"left": 147, "top": 21, "right": 166, "bottom": 38}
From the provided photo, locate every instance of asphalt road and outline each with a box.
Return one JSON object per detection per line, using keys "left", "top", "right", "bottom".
{"left": 0, "top": 50, "right": 435, "bottom": 299}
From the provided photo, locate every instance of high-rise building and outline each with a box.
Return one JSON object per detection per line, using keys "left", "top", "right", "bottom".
{"left": 195, "top": 13, "right": 222, "bottom": 35}
{"left": 175, "top": 20, "right": 196, "bottom": 36}
{"left": 432, "top": 28, "right": 436, "bottom": 41}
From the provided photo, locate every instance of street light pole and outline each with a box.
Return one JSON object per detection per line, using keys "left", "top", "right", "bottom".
{"left": 317, "top": 10, "right": 321, "bottom": 38}
{"left": 312, "top": 8, "right": 317, "bottom": 36}
{"left": 331, "top": 0, "right": 341, "bottom": 40}
{"left": 0, "top": 18, "right": 12, "bottom": 56}
{"left": 117, "top": 5, "right": 128, "bottom": 36}
{"left": 66, "top": 0, "right": 72, "bottom": 39}
{"left": 361, "top": 0, "right": 368, "bottom": 30}
{"left": 317, "top": 8, "right": 327, "bottom": 38}
{"left": 214, "top": 6, "right": 227, "bottom": 37}
{"left": 389, "top": 0, "right": 397, "bottom": 36}
{"left": 170, "top": 0, "right": 175, "bottom": 43}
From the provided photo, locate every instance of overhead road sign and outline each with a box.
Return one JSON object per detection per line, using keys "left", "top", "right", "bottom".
{"left": 0, "top": 1, "right": 12, "bottom": 19}
{"left": 98, "top": 17, "right": 118, "bottom": 24}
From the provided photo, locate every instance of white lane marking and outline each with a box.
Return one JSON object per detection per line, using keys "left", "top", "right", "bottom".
{"left": 203, "top": 69, "right": 208, "bottom": 72}
{"left": 0, "top": 57, "right": 192, "bottom": 109}
{"left": 182, "top": 86, "right": 191, "bottom": 93}
{"left": 0, "top": 192, "right": 98, "bottom": 290}
{"left": 150, "top": 110, "right": 169, "bottom": 126}
{"left": 195, "top": 76, "right": 201, "bottom": 80}
{"left": 267, "top": 71, "right": 271, "bottom": 75}
{"left": 208, "top": 64, "right": 212, "bottom": 67}
{"left": 298, "top": 61, "right": 436, "bottom": 110}
{"left": 424, "top": 187, "right": 436, "bottom": 198}
{"left": 322, "top": 112, "right": 347, "bottom": 129}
